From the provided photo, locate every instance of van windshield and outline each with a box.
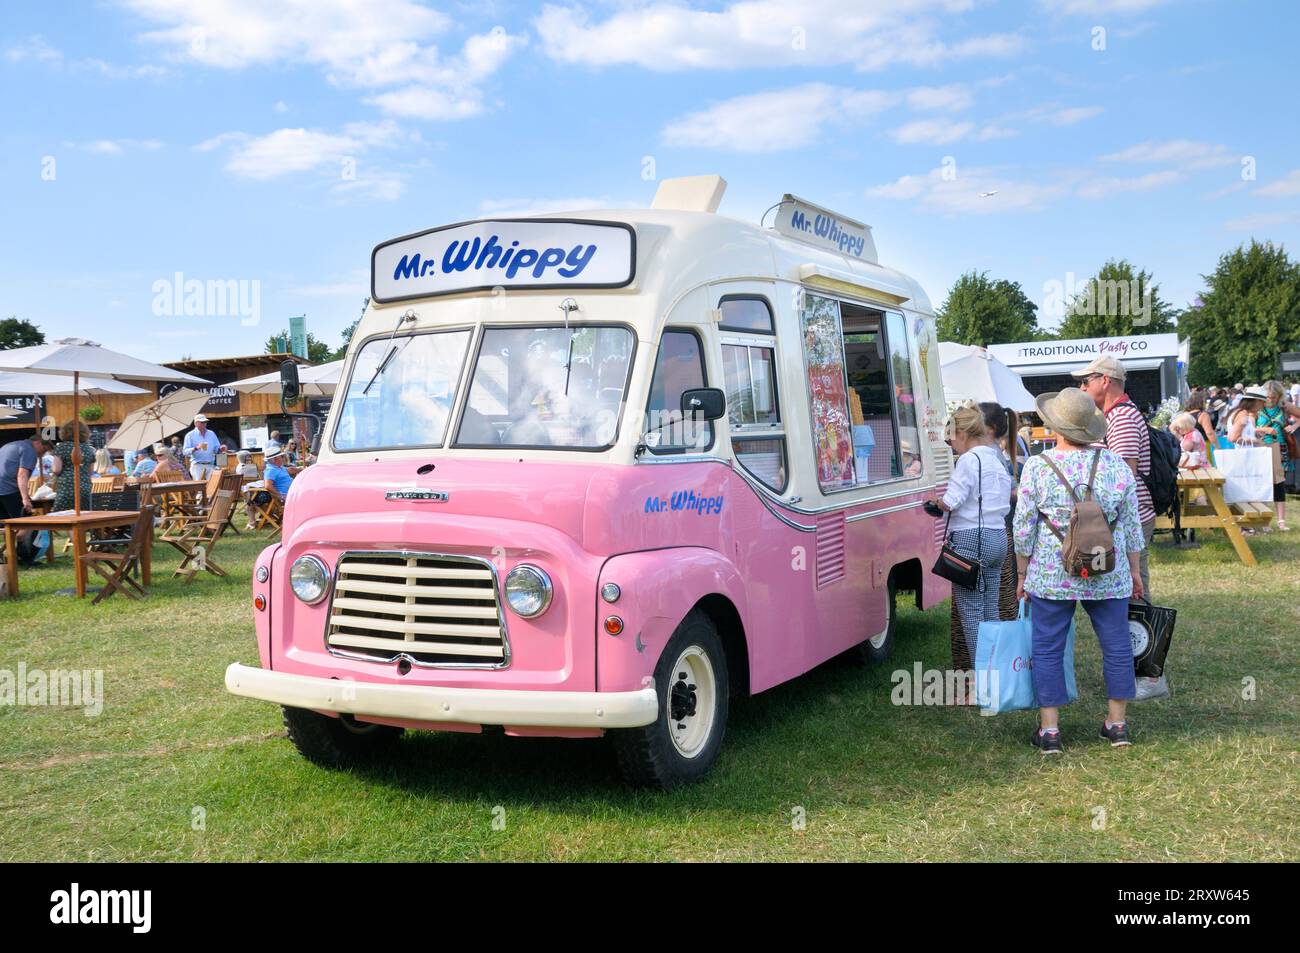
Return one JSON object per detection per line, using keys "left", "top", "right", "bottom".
{"left": 455, "top": 325, "right": 634, "bottom": 449}
{"left": 333, "top": 329, "right": 473, "bottom": 451}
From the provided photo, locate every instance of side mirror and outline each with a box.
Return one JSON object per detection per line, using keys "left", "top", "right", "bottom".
{"left": 680, "top": 387, "right": 726, "bottom": 422}
{"left": 280, "top": 360, "right": 301, "bottom": 405}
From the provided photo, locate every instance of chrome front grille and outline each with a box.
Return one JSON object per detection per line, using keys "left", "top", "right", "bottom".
{"left": 325, "top": 552, "right": 509, "bottom": 668}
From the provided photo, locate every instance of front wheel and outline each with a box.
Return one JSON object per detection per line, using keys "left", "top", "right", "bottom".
{"left": 611, "top": 610, "right": 729, "bottom": 790}
{"left": 282, "top": 706, "right": 404, "bottom": 767}
{"left": 848, "top": 572, "right": 897, "bottom": 665}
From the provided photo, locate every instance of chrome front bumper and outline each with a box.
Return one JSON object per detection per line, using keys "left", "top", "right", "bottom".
{"left": 224, "top": 663, "right": 659, "bottom": 729}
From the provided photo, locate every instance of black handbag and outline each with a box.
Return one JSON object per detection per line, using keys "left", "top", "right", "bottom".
{"left": 1129, "top": 598, "right": 1176, "bottom": 677}
{"left": 931, "top": 453, "right": 983, "bottom": 591}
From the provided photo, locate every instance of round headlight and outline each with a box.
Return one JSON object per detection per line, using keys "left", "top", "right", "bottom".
{"left": 290, "top": 555, "right": 331, "bottom": 605}
{"left": 505, "top": 565, "right": 553, "bottom": 618}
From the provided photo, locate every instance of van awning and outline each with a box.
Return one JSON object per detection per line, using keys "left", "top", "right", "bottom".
{"left": 1011, "top": 357, "right": 1166, "bottom": 377}
{"left": 798, "top": 264, "right": 910, "bottom": 306}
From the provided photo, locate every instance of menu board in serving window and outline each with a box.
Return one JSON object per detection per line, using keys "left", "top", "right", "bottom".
{"left": 800, "top": 292, "right": 856, "bottom": 490}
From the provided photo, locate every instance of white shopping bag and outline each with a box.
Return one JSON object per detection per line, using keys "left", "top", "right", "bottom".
{"left": 1216, "top": 446, "right": 1273, "bottom": 504}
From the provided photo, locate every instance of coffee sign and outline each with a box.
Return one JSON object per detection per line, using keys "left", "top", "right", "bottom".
{"left": 160, "top": 375, "right": 240, "bottom": 415}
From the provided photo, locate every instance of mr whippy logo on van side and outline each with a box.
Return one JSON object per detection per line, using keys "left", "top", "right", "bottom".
{"left": 372, "top": 219, "right": 636, "bottom": 302}
{"left": 645, "top": 489, "right": 725, "bottom": 515}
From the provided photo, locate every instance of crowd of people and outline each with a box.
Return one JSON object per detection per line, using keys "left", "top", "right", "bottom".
{"left": 931, "top": 361, "right": 1299, "bottom": 752}
{"left": 0, "top": 414, "right": 307, "bottom": 569}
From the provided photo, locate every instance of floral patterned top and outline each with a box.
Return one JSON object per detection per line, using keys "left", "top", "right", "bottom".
{"left": 53, "top": 441, "right": 94, "bottom": 513}
{"left": 1012, "top": 447, "right": 1144, "bottom": 600}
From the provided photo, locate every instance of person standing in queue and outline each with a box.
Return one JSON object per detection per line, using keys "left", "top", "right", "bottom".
{"left": 1074, "top": 355, "right": 1155, "bottom": 600}
{"left": 1014, "top": 389, "right": 1144, "bottom": 755}
{"left": 930, "top": 406, "right": 1013, "bottom": 695}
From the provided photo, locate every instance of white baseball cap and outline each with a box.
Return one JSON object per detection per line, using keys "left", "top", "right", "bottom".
{"left": 193, "top": 413, "right": 208, "bottom": 423}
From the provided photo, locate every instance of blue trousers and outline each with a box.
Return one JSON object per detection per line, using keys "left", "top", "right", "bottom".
{"left": 1029, "top": 595, "right": 1136, "bottom": 707}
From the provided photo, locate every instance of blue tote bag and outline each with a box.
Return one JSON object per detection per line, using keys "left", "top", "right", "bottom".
{"left": 974, "top": 600, "right": 1077, "bottom": 714}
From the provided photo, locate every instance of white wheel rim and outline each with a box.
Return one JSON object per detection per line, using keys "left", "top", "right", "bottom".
{"left": 667, "top": 646, "right": 716, "bottom": 759}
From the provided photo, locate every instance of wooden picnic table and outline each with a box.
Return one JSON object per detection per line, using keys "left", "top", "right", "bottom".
{"left": 3, "top": 510, "right": 152, "bottom": 599}
{"left": 140, "top": 480, "right": 208, "bottom": 518}
{"left": 1154, "top": 466, "right": 1270, "bottom": 566}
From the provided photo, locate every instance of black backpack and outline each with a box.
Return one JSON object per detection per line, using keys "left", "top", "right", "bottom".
{"left": 1142, "top": 425, "right": 1181, "bottom": 518}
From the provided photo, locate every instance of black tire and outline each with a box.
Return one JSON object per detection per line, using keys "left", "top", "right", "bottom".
{"left": 611, "top": 609, "right": 729, "bottom": 790}
{"left": 848, "top": 571, "right": 897, "bottom": 665}
{"left": 281, "top": 706, "right": 404, "bottom": 767}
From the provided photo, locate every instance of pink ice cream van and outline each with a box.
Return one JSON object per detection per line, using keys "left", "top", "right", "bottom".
{"left": 225, "top": 176, "right": 953, "bottom": 788}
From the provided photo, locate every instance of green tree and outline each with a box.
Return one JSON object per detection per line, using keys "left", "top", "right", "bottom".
{"left": 1179, "top": 240, "right": 1300, "bottom": 387}
{"left": 936, "top": 272, "right": 1040, "bottom": 345}
{"left": 0, "top": 317, "right": 45, "bottom": 349}
{"left": 1055, "top": 259, "right": 1176, "bottom": 338}
{"left": 266, "top": 332, "right": 333, "bottom": 364}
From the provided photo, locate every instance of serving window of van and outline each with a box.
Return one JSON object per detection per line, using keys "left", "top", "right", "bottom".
{"left": 718, "top": 296, "right": 787, "bottom": 492}
{"left": 799, "top": 291, "right": 921, "bottom": 492}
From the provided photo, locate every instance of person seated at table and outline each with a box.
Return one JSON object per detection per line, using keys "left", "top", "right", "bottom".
{"left": 263, "top": 448, "right": 294, "bottom": 497}
{"left": 131, "top": 447, "right": 158, "bottom": 479}
{"left": 1171, "top": 413, "right": 1206, "bottom": 470}
{"left": 49, "top": 420, "right": 94, "bottom": 513}
{"left": 150, "top": 446, "right": 186, "bottom": 482}
{"left": 92, "top": 448, "right": 121, "bottom": 477}
{"left": 235, "top": 449, "right": 259, "bottom": 480}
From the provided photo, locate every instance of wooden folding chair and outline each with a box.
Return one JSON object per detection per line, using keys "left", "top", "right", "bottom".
{"left": 243, "top": 483, "right": 284, "bottom": 534}
{"left": 165, "top": 488, "right": 237, "bottom": 583}
{"left": 80, "top": 506, "right": 155, "bottom": 604}
{"left": 91, "top": 476, "right": 115, "bottom": 494}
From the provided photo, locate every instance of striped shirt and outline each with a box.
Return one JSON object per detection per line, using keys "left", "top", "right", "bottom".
{"left": 1104, "top": 394, "right": 1155, "bottom": 524}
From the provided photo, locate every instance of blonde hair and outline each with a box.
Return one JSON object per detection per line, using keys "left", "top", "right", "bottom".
{"left": 1170, "top": 412, "right": 1196, "bottom": 434}
{"left": 94, "top": 448, "right": 114, "bottom": 472}
{"left": 1265, "top": 380, "right": 1286, "bottom": 402}
{"left": 947, "top": 405, "right": 987, "bottom": 442}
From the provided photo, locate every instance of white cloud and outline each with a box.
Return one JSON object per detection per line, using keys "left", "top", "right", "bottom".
{"left": 1007, "top": 102, "right": 1104, "bottom": 126}
{"left": 535, "top": 1, "right": 1023, "bottom": 71}
{"left": 200, "top": 120, "right": 414, "bottom": 200}
{"left": 1256, "top": 169, "right": 1300, "bottom": 198}
{"left": 890, "top": 118, "right": 976, "bottom": 145}
{"left": 1101, "top": 139, "right": 1236, "bottom": 169}
{"left": 906, "top": 84, "right": 975, "bottom": 112}
{"left": 662, "top": 84, "right": 895, "bottom": 152}
{"left": 1225, "top": 210, "right": 1300, "bottom": 231}
{"left": 121, "top": 1, "right": 523, "bottom": 120}
{"left": 273, "top": 100, "right": 288, "bottom": 113}
{"left": 1040, "top": 0, "right": 1171, "bottom": 14}
{"left": 1076, "top": 169, "right": 1182, "bottom": 200}
{"left": 64, "top": 138, "right": 164, "bottom": 155}
{"left": 867, "top": 166, "right": 1069, "bottom": 214}
{"left": 4, "top": 35, "right": 63, "bottom": 63}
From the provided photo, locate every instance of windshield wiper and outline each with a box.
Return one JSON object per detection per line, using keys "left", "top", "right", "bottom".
{"left": 362, "top": 310, "right": 417, "bottom": 396}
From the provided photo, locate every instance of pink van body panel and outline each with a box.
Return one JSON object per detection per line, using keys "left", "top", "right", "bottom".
{"left": 256, "top": 455, "right": 948, "bottom": 734}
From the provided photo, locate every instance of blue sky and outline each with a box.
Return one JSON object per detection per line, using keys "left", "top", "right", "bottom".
{"left": 2, "top": 0, "right": 1297, "bottom": 363}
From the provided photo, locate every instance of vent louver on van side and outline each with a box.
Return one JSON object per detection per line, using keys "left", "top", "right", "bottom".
{"left": 815, "top": 511, "right": 846, "bottom": 589}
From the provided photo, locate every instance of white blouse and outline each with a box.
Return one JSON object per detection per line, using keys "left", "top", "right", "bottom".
{"left": 941, "top": 444, "right": 1013, "bottom": 533}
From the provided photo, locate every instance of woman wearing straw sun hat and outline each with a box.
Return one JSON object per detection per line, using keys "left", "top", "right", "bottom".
{"left": 1012, "top": 388, "right": 1145, "bottom": 755}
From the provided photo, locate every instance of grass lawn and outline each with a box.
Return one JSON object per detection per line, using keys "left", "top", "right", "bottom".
{"left": 1, "top": 520, "right": 1296, "bottom": 862}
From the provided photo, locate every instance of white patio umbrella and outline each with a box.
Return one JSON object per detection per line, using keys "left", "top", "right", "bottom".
{"left": 938, "top": 341, "right": 1036, "bottom": 413}
{"left": 230, "top": 359, "right": 343, "bottom": 396}
{"left": 0, "top": 371, "right": 150, "bottom": 397}
{"left": 0, "top": 406, "right": 19, "bottom": 420}
{"left": 107, "top": 388, "right": 210, "bottom": 453}
{"left": 0, "top": 338, "right": 208, "bottom": 512}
